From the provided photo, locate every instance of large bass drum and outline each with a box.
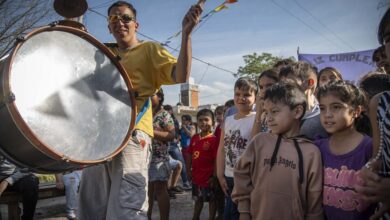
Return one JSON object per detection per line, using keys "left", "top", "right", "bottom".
{"left": 0, "top": 23, "right": 136, "bottom": 173}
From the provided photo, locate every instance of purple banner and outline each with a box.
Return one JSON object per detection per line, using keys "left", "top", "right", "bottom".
{"left": 298, "top": 49, "right": 376, "bottom": 82}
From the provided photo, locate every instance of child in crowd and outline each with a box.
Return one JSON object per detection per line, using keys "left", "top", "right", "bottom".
{"left": 214, "top": 105, "right": 225, "bottom": 144}
{"left": 359, "top": 72, "right": 390, "bottom": 101}
{"left": 214, "top": 105, "right": 226, "bottom": 220}
{"left": 372, "top": 45, "right": 389, "bottom": 73}
{"left": 356, "top": 9, "right": 390, "bottom": 219}
{"left": 180, "top": 114, "right": 195, "bottom": 186}
{"left": 272, "top": 58, "right": 294, "bottom": 74}
{"left": 315, "top": 80, "right": 375, "bottom": 219}
{"left": 251, "top": 69, "right": 279, "bottom": 137}
{"left": 216, "top": 77, "right": 257, "bottom": 220}
{"left": 186, "top": 109, "right": 219, "bottom": 220}
{"left": 317, "top": 67, "right": 343, "bottom": 87}
{"left": 279, "top": 61, "right": 328, "bottom": 140}
{"left": 168, "top": 157, "right": 183, "bottom": 199}
{"left": 232, "top": 82, "right": 324, "bottom": 220}
{"left": 357, "top": 72, "right": 390, "bottom": 136}
{"left": 148, "top": 89, "right": 175, "bottom": 220}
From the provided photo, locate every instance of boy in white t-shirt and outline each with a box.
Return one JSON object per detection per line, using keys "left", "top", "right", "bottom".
{"left": 216, "top": 77, "right": 257, "bottom": 220}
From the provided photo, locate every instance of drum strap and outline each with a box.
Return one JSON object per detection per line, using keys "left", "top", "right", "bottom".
{"left": 135, "top": 97, "right": 151, "bottom": 125}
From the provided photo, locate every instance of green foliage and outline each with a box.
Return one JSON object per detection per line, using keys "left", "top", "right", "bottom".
{"left": 235, "top": 52, "right": 295, "bottom": 79}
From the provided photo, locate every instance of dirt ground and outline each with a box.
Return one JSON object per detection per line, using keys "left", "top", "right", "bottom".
{"left": 28, "top": 189, "right": 209, "bottom": 220}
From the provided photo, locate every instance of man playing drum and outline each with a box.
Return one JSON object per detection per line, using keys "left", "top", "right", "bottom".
{"left": 78, "top": 1, "right": 203, "bottom": 219}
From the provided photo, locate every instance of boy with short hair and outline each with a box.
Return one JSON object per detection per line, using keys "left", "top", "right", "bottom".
{"left": 187, "top": 109, "right": 219, "bottom": 220}
{"left": 216, "top": 77, "right": 257, "bottom": 220}
{"left": 279, "top": 61, "right": 328, "bottom": 140}
{"left": 232, "top": 82, "right": 324, "bottom": 220}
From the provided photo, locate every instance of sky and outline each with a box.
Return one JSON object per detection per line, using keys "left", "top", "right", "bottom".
{"left": 77, "top": 0, "right": 387, "bottom": 106}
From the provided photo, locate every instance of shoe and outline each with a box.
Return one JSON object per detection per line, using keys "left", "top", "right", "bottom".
{"left": 182, "top": 182, "right": 192, "bottom": 191}
{"left": 168, "top": 190, "right": 177, "bottom": 199}
{"left": 170, "top": 186, "right": 184, "bottom": 194}
{"left": 66, "top": 212, "right": 77, "bottom": 220}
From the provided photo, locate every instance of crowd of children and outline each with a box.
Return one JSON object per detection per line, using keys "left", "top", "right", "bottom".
{"left": 142, "top": 6, "right": 390, "bottom": 220}
{"left": 149, "top": 66, "right": 390, "bottom": 219}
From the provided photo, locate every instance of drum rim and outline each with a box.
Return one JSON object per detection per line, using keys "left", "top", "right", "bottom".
{"left": 3, "top": 23, "right": 136, "bottom": 165}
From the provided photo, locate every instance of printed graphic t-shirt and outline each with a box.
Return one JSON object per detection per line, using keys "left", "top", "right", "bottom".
{"left": 315, "top": 135, "right": 375, "bottom": 220}
{"left": 151, "top": 110, "right": 174, "bottom": 163}
{"left": 223, "top": 113, "right": 255, "bottom": 177}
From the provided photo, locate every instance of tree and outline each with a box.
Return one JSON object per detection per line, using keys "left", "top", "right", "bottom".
{"left": 0, "top": 0, "right": 60, "bottom": 57}
{"left": 235, "top": 52, "right": 295, "bottom": 79}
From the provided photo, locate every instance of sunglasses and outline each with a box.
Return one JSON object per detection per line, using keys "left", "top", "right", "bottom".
{"left": 108, "top": 14, "right": 135, "bottom": 23}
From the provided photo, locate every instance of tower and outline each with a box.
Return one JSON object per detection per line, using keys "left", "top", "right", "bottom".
{"left": 180, "top": 77, "right": 199, "bottom": 108}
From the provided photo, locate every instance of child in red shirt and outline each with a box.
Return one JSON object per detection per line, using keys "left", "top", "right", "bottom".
{"left": 187, "top": 109, "right": 219, "bottom": 220}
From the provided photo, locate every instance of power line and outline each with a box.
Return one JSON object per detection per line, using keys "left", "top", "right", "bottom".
{"left": 197, "top": 64, "right": 210, "bottom": 84}
{"left": 270, "top": 0, "right": 345, "bottom": 50}
{"left": 136, "top": 32, "right": 237, "bottom": 75}
{"left": 291, "top": 0, "right": 355, "bottom": 51}
{"left": 87, "top": 8, "right": 237, "bottom": 76}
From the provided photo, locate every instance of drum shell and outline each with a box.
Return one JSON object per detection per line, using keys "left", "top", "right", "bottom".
{"left": 0, "top": 24, "right": 136, "bottom": 173}
{"left": 0, "top": 56, "right": 77, "bottom": 172}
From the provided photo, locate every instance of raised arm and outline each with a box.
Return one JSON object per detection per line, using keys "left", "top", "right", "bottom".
{"left": 172, "top": 2, "right": 203, "bottom": 83}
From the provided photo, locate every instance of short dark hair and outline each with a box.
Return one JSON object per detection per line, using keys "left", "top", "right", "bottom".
{"left": 163, "top": 104, "right": 173, "bottom": 111}
{"left": 156, "top": 88, "right": 164, "bottom": 105}
{"left": 108, "top": 1, "right": 137, "bottom": 19}
{"left": 215, "top": 105, "right": 225, "bottom": 114}
{"left": 197, "top": 109, "right": 215, "bottom": 125}
{"left": 181, "top": 114, "right": 192, "bottom": 123}
{"left": 281, "top": 61, "right": 317, "bottom": 81}
{"left": 234, "top": 77, "right": 258, "bottom": 95}
{"left": 359, "top": 72, "right": 390, "bottom": 100}
{"left": 378, "top": 7, "right": 390, "bottom": 44}
{"left": 279, "top": 61, "right": 317, "bottom": 92}
{"left": 258, "top": 69, "right": 279, "bottom": 83}
{"left": 272, "top": 59, "right": 294, "bottom": 73}
{"left": 224, "top": 99, "right": 234, "bottom": 108}
{"left": 264, "top": 82, "right": 307, "bottom": 120}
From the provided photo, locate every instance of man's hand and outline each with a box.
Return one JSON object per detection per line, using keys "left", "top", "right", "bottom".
{"left": 0, "top": 180, "right": 9, "bottom": 197}
{"left": 182, "top": 1, "right": 204, "bottom": 36}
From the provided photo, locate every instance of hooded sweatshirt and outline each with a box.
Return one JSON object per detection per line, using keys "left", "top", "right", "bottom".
{"left": 232, "top": 133, "right": 324, "bottom": 220}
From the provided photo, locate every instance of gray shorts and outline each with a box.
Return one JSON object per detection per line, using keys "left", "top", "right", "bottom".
{"left": 169, "top": 157, "right": 180, "bottom": 169}
{"left": 148, "top": 160, "right": 171, "bottom": 182}
{"left": 78, "top": 130, "right": 152, "bottom": 220}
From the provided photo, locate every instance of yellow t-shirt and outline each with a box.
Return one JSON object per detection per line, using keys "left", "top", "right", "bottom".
{"left": 109, "top": 41, "right": 177, "bottom": 137}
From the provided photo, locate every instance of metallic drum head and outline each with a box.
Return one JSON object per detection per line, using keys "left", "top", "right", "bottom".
{"left": 9, "top": 30, "right": 132, "bottom": 162}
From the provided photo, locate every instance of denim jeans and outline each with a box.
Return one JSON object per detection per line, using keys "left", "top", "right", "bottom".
{"left": 223, "top": 176, "right": 239, "bottom": 220}
{"left": 168, "top": 143, "right": 189, "bottom": 184}
{"left": 62, "top": 170, "right": 82, "bottom": 216}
